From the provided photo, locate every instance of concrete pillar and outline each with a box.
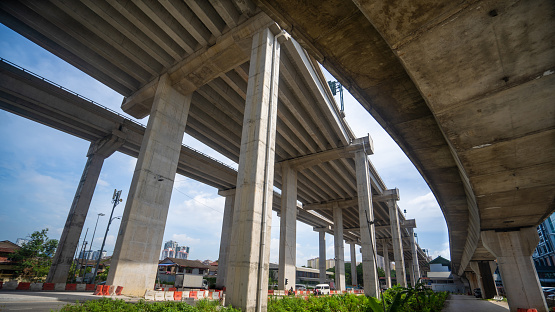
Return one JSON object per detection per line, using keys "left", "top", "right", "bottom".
{"left": 388, "top": 199, "right": 406, "bottom": 287}
{"left": 465, "top": 271, "right": 479, "bottom": 293}
{"left": 482, "top": 227, "right": 548, "bottom": 312}
{"left": 406, "top": 261, "right": 414, "bottom": 287}
{"left": 216, "top": 189, "right": 235, "bottom": 289}
{"left": 383, "top": 240, "right": 391, "bottom": 288}
{"left": 318, "top": 230, "right": 327, "bottom": 284}
{"left": 354, "top": 148, "right": 379, "bottom": 298}
{"left": 278, "top": 164, "right": 297, "bottom": 290}
{"left": 107, "top": 73, "right": 191, "bottom": 296}
{"left": 333, "top": 204, "right": 345, "bottom": 291}
{"left": 47, "top": 133, "right": 125, "bottom": 283}
{"left": 350, "top": 242, "right": 358, "bottom": 287}
{"left": 226, "top": 27, "right": 282, "bottom": 312}
{"left": 408, "top": 227, "right": 420, "bottom": 286}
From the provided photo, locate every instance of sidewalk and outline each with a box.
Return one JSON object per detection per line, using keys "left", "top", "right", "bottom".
{"left": 0, "top": 290, "right": 139, "bottom": 311}
{"left": 442, "top": 294, "right": 509, "bottom": 312}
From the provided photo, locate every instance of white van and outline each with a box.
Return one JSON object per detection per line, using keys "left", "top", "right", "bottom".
{"left": 314, "top": 284, "right": 330, "bottom": 295}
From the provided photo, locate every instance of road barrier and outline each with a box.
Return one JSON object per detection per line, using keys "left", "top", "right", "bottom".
{"left": 164, "top": 291, "right": 174, "bottom": 301}
{"left": 16, "top": 282, "right": 30, "bottom": 290}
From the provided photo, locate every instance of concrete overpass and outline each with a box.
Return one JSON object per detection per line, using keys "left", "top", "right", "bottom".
{"left": 0, "top": 7, "right": 427, "bottom": 307}
{"left": 4, "top": 0, "right": 551, "bottom": 310}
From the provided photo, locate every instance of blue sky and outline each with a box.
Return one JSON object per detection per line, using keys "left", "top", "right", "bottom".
{"left": 0, "top": 24, "right": 449, "bottom": 266}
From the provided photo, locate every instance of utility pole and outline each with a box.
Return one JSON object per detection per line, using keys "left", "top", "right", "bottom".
{"left": 91, "top": 189, "right": 122, "bottom": 284}
{"left": 72, "top": 228, "right": 88, "bottom": 283}
{"left": 85, "top": 213, "right": 105, "bottom": 283}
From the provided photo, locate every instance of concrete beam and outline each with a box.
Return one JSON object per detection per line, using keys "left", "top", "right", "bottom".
{"left": 277, "top": 136, "right": 372, "bottom": 171}
{"left": 121, "top": 12, "right": 273, "bottom": 118}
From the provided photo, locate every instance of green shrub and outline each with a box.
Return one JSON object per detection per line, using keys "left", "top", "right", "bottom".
{"left": 57, "top": 298, "right": 241, "bottom": 312}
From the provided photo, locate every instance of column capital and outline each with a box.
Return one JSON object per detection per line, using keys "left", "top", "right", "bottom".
{"left": 87, "top": 129, "right": 127, "bottom": 159}
{"left": 314, "top": 225, "right": 332, "bottom": 232}
{"left": 373, "top": 188, "right": 400, "bottom": 202}
{"left": 218, "top": 188, "right": 236, "bottom": 197}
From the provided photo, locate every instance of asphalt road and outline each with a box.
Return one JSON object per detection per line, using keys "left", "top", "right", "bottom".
{"left": 0, "top": 291, "right": 139, "bottom": 312}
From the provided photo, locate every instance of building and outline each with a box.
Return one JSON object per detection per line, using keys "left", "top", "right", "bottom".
{"left": 269, "top": 263, "right": 333, "bottom": 288}
{"left": 15, "top": 238, "right": 28, "bottom": 247}
{"left": 160, "top": 241, "right": 189, "bottom": 260}
{"left": 425, "top": 256, "right": 465, "bottom": 293}
{"left": 157, "top": 257, "right": 213, "bottom": 285}
{"left": 91, "top": 250, "right": 107, "bottom": 260}
{"left": 533, "top": 213, "right": 555, "bottom": 286}
{"left": 0, "top": 240, "right": 20, "bottom": 281}
{"left": 306, "top": 258, "right": 335, "bottom": 270}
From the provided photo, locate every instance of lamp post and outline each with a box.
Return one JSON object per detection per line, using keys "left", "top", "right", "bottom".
{"left": 84, "top": 213, "right": 105, "bottom": 283}
{"left": 91, "top": 189, "right": 122, "bottom": 284}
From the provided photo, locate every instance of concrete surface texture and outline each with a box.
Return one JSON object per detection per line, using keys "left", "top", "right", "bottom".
{"left": 108, "top": 74, "right": 192, "bottom": 296}
{"left": 225, "top": 27, "right": 280, "bottom": 312}
{"left": 258, "top": 0, "right": 555, "bottom": 280}
{"left": 442, "top": 295, "right": 509, "bottom": 312}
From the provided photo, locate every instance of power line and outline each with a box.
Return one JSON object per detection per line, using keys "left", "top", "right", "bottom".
{"left": 173, "top": 181, "right": 224, "bottom": 215}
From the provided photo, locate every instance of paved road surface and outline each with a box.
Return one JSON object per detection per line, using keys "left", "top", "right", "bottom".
{"left": 0, "top": 291, "right": 139, "bottom": 312}
{"left": 442, "top": 294, "right": 509, "bottom": 312}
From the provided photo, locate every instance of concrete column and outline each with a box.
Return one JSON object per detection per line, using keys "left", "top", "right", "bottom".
{"left": 408, "top": 227, "right": 420, "bottom": 286}
{"left": 333, "top": 204, "right": 345, "bottom": 291}
{"left": 469, "top": 261, "right": 484, "bottom": 296}
{"left": 354, "top": 148, "right": 379, "bottom": 298}
{"left": 470, "top": 260, "right": 497, "bottom": 299}
{"left": 107, "top": 73, "right": 191, "bottom": 296}
{"left": 226, "top": 27, "right": 282, "bottom": 312}
{"left": 383, "top": 240, "right": 391, "bottom": 288}
{"left": 406, "top": 261, "right": 414, "bottom": 287}
{"left": 318, "top": 230, "right": 327, "bottom": 283}
{"left": 482, "top": 227, "right": 548, "bottom": 312}
{"left": 278, "top": 164, "right": 297, "bottom": 290}
{"left": 387, "top": 198, "right": 406, "bottom": 287}
{"left": 465, "top": 271, "right": 479, "bottom": 293}
{"left": 216, "top": 189, "right": 235, "bottom": 289}
{"left": 350, "top": 242, "right": 358, "bottom": 287}
{"left": 47, "top": 133, "right": 125, "bottom": 283}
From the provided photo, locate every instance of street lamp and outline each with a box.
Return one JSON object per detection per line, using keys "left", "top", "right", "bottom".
{"left": 84, "top": 213, "right": 105, "bottom": 283}
{"left": 91, "top": 189, "right": 122, "bottom": 284}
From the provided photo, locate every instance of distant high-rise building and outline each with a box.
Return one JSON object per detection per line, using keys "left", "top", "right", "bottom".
{"left": 15, "top": 238, "right": 29, "bottom": 246}
{"left": 161, "top": 240, "right": 189, "bottom": 260}
{"left": 91, "top": 250, "right": 107, "bottom": 260}
{"left": 164, "top": 240, "right": 179, "bottom": 250}
{"left": 306, "top": 258, "right": 335, "bottom": 270}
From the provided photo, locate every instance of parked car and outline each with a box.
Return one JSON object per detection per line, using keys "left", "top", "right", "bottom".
{"left": 314, "top": 284, "right": 330, "bottom": 295}
{"left": 295, "top": 284, "right": 307, "bottom": 290}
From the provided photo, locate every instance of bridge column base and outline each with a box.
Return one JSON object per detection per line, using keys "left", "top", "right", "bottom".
{"left": 482, "top": 227, "right": 547, "bottom": 312}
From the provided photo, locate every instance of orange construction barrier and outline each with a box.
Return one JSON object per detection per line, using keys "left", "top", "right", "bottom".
{"left": 517, "top": 309, "right": 537, "bottom": 312}
{"left": 65, "top": 283, "right": 77, "bottom": 291}
{"left": 0, "top": 281, "right": 3, "bottom": 289}
{"left": 85, "top": 284, "right": 96, "bottom": 291}
{"left": 174, "top": 291, "right": 182, "bottom": 301}
{"left": 101, "top": 285, "right": 110, "bottom": 296}
{"left": 115, "top": 286, "right": 124, "bottom": 295}
{"left": 268, "top": 289, "right": 274, "bottom": 294}
{"left": 189, "top": 291, "right": 197, "bottom": 299}
{"left": 94, "top": 285, "right": 103, "bottom": 295}
{"left": 16, "top": 282, "right": 30, "bottom": 290}
{"left": 169, "top": 287, "right": 177, "bottom": 291}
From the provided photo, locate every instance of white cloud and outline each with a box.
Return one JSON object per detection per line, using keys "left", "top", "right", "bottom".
{"left": 172, "top": 233, "right": 201, "bottom": 245}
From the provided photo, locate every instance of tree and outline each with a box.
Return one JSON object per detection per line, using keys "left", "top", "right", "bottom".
{"left": 9, "top": 229, "right": 58, "bottom": 282}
